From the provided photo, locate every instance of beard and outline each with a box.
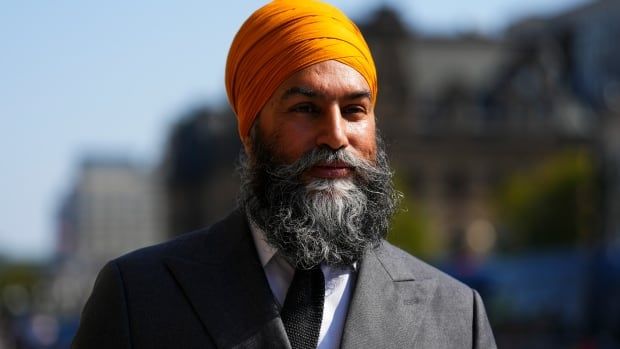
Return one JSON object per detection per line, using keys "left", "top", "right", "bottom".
{"left": 238, "top": 131, "right": 401, "bottom": 269}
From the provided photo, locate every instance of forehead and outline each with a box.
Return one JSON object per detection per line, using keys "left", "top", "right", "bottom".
{"left": 273, "top": 60, "right": 372, "bottom": 101}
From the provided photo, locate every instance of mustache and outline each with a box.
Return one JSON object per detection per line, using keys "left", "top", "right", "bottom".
{"left": 263, "top": 146, "right": 379, "bottom": 182}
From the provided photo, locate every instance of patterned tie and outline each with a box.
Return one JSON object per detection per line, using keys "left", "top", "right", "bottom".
{"left": 280, "top": 266, "right": 325, "bottom": 349}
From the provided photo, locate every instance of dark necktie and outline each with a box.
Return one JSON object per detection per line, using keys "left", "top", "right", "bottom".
{"left": 280, "top": 266, "right": 325, "bottom": 349}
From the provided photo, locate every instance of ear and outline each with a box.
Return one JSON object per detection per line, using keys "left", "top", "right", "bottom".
{"left": 242, "top": 119, "right": 259, "bottom": 157}
{"left": 241, "top": 135, "right": 252, "bottom": 156}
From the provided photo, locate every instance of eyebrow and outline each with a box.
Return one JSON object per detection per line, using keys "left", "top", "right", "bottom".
{"left": 347, "top": 91, "right": 372, "bottom": 100}
{"left": 281, "top": 86, "right": 372, "bottom": 101}
{"left": 282, "top": 86, "right": 319, "bottom": 100}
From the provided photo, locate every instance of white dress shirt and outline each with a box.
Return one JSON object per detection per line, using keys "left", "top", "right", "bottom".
{"left": 249, "top": 221, "right": 357, "bottom": 349}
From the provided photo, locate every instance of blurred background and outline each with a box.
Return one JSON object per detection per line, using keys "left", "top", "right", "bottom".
{"left": 2, "top": 0, "right": 619, "bottom": 347}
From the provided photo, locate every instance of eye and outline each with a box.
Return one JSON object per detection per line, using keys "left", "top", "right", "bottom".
{"left": 290, "top": 103, "right": 319, "bottom": 114}
{"left": 342, "top": 105, "right": 366, "bottom": 116}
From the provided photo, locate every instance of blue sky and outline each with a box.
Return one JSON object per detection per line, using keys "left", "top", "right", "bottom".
{"left": 0, "top": 0, "right": 589, "bottom": 261}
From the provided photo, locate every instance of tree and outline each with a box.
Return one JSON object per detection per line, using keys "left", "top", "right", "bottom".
{"left": 494, "top": 150, "right": 598, "bottom": 251}
{"left": 388, "top": 173, "right": 438, "bottom": 260}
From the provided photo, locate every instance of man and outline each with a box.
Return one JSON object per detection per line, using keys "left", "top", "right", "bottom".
{"left": 72, "top": 1, "right": 496, "bottom": 348}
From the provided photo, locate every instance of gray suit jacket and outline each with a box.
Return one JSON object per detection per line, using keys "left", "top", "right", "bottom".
{"left": 72, "top": 209, "right": 496, "bottom": 348}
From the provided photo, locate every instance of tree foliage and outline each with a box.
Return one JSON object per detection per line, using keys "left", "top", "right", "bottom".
{"left": 387, "top": 173, "right": 438, "bottom": 260}
{"left": 494, "top": 150, "right": 598, "bottom": 251}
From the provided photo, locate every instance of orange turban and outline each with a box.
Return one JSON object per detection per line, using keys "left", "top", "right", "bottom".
{"left": 225, "top": 0, "right": 377, "bottom": 140}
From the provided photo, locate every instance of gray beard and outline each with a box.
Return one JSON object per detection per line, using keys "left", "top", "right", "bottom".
{"left": 238, "top": 133, "right": 401, "bottom": 269}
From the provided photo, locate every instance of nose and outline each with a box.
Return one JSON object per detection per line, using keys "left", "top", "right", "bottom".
{"left": 316, "top": 106, "right": 349, "bottom": 150}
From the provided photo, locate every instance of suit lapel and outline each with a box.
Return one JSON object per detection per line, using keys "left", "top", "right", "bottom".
{"left": 340, "top": 243, "right": 437, "bottom": 348}
{"left": 163, "top": 210, "right": 291, "bottom": 349}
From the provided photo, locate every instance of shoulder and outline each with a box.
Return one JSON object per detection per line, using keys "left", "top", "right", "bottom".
{"left": 370, "top": 241, "right": 497, "bottom": 348}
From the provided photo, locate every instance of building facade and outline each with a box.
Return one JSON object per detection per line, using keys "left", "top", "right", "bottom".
{"left": 52, "top": 157, "right": 165, "bottom": 314}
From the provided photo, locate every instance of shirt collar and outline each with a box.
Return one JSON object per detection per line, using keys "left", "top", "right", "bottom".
{"left": 248, "top": 218, "right": 278, "bottom": 268}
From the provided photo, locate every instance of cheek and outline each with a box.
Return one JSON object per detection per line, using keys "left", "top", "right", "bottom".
{"left": 348, "top": 120, "right": 377, "bottom": 159}
{"left": 268, "top": 124, "right": 316, "bottom": 163}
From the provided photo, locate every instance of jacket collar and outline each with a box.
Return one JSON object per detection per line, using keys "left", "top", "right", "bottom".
{"left": 340, "top": 242, "right": 438, "bottom": 348}
{"left": 163, "top": 209, "right": 291, "bottom": 349}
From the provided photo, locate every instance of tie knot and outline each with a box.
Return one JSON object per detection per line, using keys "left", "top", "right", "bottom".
{"left": 296, "top": 266, "right": 325, "bottom": 288}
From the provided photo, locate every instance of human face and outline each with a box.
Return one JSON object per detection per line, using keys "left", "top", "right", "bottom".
{"left": 247, "top": 60, "right": 377, "bottom": 181}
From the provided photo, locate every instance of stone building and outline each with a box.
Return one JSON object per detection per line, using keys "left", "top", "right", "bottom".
{"left": 161, "top": 106, "right": 241, "bottom": 236}
{"left": 51, "top": 157, "right": 165, "bottom": 314}
{"left": 359, "top": 5, "right": 599, "bottom": 256}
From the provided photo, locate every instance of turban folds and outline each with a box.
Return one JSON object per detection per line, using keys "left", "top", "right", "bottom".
{"left": 225, "top": 0, "right": 377, "bottom": 140}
